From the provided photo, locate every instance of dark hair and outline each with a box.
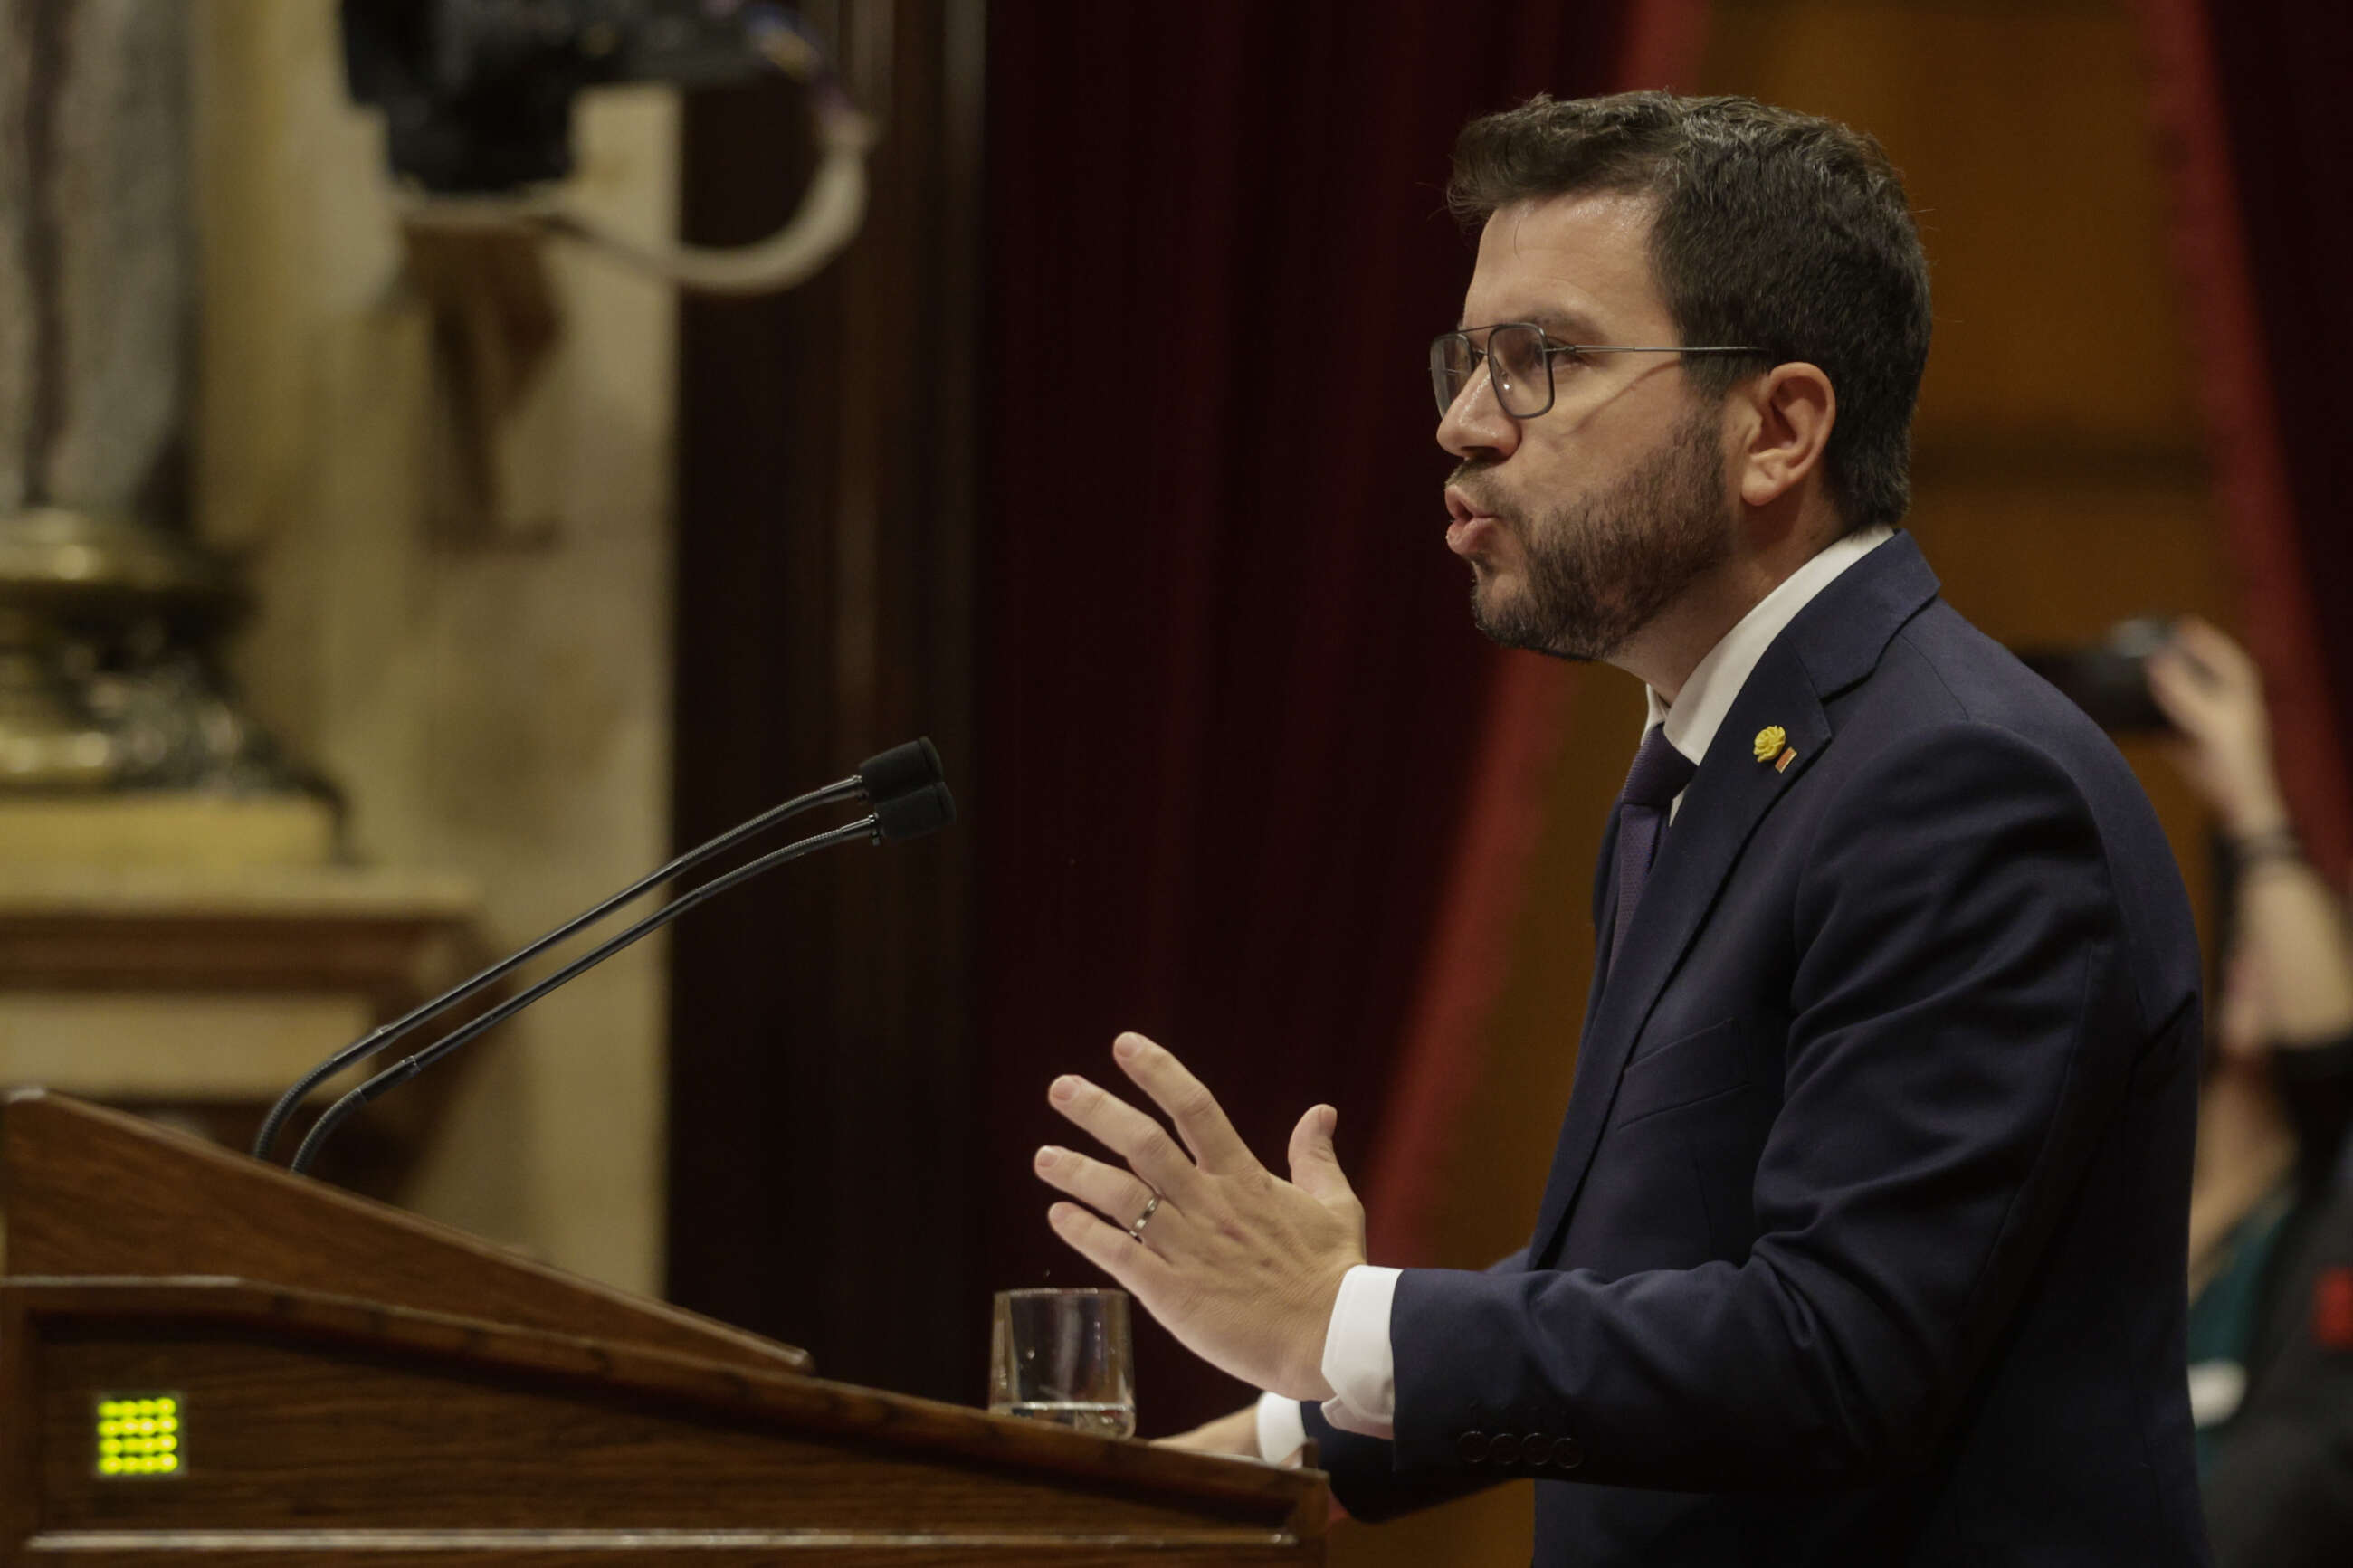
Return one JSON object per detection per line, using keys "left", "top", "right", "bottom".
{"left": 1447, "top": 92, "right": 1931, "bottom": 535}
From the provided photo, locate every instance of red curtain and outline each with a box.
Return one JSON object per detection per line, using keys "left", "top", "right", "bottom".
{"left": 2137, "top": 0, "right": 2353, "bottom": 877}
{"left": 978, "top": 1, "right": 1659, "bottom": 1433}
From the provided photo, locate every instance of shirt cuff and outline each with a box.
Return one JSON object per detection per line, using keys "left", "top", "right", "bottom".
{"left": 1254, "top": 1390, "right": 1308, "bottom": 1466}
{"left": 1317, "top": 1263, "right": 1400, "bottom": 1440}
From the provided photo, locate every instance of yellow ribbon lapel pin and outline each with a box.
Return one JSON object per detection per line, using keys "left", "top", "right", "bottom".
{"left": 1753, "top": 725, "right": 1797, "bottom": 773}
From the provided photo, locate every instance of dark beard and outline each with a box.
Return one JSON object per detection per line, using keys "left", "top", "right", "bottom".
{"left": 1458, "top": 404, "right": 1732, "bottom": 662}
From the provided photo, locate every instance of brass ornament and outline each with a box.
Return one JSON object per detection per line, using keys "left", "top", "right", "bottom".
{"left": 0, "top": 508, "right": 287, "bottom": 792}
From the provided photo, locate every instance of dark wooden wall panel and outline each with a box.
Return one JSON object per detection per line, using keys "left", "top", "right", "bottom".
{"left": 665, "top": 0, "right": 985, "bottom": 1406}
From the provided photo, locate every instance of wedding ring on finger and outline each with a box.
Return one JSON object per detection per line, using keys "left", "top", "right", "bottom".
{"left": 1127, "top": 1193, "right": 1162, "bottom": 1242}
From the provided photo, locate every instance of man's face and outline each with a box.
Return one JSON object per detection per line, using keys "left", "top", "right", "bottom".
{"left": 1440, "top": 192, "right": 1735, "bottom": 662}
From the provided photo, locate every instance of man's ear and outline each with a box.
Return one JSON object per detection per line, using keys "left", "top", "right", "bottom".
{"left": 1736, "top": 362, "right": 1836, "bottom": 509}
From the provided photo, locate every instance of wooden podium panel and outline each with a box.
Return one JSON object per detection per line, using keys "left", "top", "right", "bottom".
{"left": 0, "top": 1094, "right": 1329, "bottom": 1563}
{"left": 0, "top": 1089, "right": 804, "bottom": 1376}
{"left": 1, "top": 1279, "right": 1319, "bottom": 1563}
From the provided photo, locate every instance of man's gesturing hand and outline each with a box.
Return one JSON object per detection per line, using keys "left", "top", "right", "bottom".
{"left": 1034, "top": 1031, "right": 1367, "bottom": 1402}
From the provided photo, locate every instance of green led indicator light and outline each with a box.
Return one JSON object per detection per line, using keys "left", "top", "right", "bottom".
{"left": 94, "top": 1394, "right": 183, "bottom": 1480}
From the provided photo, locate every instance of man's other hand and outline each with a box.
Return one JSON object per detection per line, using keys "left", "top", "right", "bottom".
{"left": 1034, "top": 1031, "right": 1367, "bottom": 1402}
{"left": 1155, "top": 1404, "right": 1271, "bottom": 1460}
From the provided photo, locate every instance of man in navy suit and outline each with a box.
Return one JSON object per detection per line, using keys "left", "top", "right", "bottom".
{"left": 1031, "top": 91, "right": 2209, "bottom": 1563}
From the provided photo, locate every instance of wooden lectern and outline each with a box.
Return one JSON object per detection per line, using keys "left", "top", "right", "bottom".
{"left": 0, "top": 1091, "right": 1328, "bottom": 1563}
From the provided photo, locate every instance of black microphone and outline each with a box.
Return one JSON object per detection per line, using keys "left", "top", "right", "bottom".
{"left": 857, "top": 736, "right": 944, "bottom": 805}
{"left": 875, "top": 779, "right": 956, "bottom": 842}
{"left": 254, "top": 738, "right": 951, "bottom": 1164}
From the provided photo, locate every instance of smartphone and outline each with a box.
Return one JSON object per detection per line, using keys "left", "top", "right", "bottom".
{"left": 2015, "top": 616, "right": 2177, "bottom": 735}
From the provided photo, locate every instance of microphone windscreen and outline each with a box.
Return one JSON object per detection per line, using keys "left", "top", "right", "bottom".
{"left": 858, "top": 737, "right": 944, "bottom": 803}
{"left": 874, "top": 781, "right": 956, "bottom": 843}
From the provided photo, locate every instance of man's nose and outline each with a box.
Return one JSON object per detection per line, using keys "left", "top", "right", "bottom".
{"left": 1437, "top": 366, "right": 1519, "bottom": 461}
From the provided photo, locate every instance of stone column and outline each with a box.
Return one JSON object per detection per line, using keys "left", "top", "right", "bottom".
{"left": 0, "top": 0, "right": 191, "bottom": 520}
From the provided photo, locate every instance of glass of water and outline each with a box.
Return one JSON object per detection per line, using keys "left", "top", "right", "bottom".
{"left": 989, "top": 1288, "right": 1135, "bottom": 1439}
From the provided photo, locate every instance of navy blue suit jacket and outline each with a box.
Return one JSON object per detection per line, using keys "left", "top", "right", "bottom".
{"left": 1307, "top": 535, "right": 2210, "bottom": 1564}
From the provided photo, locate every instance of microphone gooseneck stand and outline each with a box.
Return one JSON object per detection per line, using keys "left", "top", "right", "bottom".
{"left": 255, "top": 738, "right": 951, "bottom": 1171}
{"left": 288, "top": 813, "right": 881, "bottom": 1176}
{"left": 249, "top": 778, "right": 860, "bottom": 1164}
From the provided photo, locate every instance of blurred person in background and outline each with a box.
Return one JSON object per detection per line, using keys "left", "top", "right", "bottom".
{"left": 2150, "top": 617, "right": 2353, "bottom": 1565}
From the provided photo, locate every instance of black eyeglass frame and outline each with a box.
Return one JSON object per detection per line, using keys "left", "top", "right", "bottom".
{"left": 1431, "top": 322, "right": 1771, "bottom": 419}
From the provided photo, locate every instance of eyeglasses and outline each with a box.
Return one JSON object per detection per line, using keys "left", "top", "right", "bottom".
{"left": 1430, "top": 323, "right": 1769, "bottom": 419}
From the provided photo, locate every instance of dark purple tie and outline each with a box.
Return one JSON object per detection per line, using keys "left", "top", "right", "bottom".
{"left": 1609, "top": 724, "right": 1698, "bottom": 977}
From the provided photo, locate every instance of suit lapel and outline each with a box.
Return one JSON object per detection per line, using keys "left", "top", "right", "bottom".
{"left": 1525, "top": 533, "right": 1944, "bottom": 1267}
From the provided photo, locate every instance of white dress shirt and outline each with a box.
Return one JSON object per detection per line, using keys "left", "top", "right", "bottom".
{"left": 1254, "top": 527, "right": 1895, "bottom": 1463}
